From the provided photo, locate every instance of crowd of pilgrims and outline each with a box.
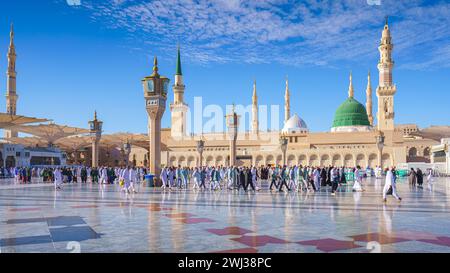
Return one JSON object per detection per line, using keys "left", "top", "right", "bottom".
{"left": 160, "top": 165, "right": 384, "bottom": 196}
{"left": 9, "top": 166, "right": 148, "bottom": 193}
{"left": 6, "top": 164, "right": 436, "bottom": 202}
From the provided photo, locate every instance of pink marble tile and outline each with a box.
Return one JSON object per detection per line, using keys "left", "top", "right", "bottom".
{"left": 177, "top": 218, "right": 216, "bottom": 224}
{"left": 71, "top": 205, "right": 99, "bottom": 209}
{"left": 206, "top": 226, "right": 253, "bottom": 236}
{"left": 394, "top": 230, "right": 440, "bottom": 241}
{"left": 105, "top": 203, "right": 132, "bottom": 208}
{"left": 350, "top": 232, "right": 410, "bottom": 245}
{"left": 165, "top": 213, "right": 195, "bottom": 218}
{"left": 10, "top": 208, "right": 41, "bottom": 212}
{"left": 419, "top": 236, "right": 450, "bottom": 247}
{"left": 298, "top": 238, "right": 362, "bottom": 252}
{"left": 231, "top": 235, "right": 290, "bottom": 247}
{"left": 212, "top": 248, "right": 258, "bottom": 253}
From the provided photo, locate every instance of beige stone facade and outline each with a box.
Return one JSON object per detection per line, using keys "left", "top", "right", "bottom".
{"left": 124, "top": 21, "right": 440, "bottom": 170}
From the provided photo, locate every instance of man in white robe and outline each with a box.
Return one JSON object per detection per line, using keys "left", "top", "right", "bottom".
{"left": 128, "top": 167, "right": 137, "bottom": 193}
{"left": 353, "top": 166, "right": 364, "bottom": 192}
{"left": 192, "top": 168, "right": 201, "bottom": 189}
{"left": 383, "top": 167, "right": 402, "bottom": 202}
{"left": 54, "top": 168, "right": 63, "bottom": 190}
{"left": 160, "top": 167, "right": 169, "bottom": 189}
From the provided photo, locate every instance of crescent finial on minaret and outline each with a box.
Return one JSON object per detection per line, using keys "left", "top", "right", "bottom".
{"left": 348, "top": 71, "right": 354, "bottom": 98}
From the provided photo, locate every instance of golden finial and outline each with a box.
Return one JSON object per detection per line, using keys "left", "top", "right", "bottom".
{"left": 152, "top": 56, "right": 159, "bottom": 76}
{"left": 348, "top": 71, "right": 354, "bottom": 98}
{"left": 94, "top": 110, "right": 97, "bottom": 120}
{"left": 10, "top": 23, "right": 14, "bottom": 40}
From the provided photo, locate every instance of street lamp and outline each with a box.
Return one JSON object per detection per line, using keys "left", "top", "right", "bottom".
{"left": 376, "top": 133, "right": 385, "bottom": 168}
{"left": 143, "top": 56, "right": 169, "bottom": 177}
{"left": 196, "top": 138, "right": 205, "bottom": 167}
{"left": 123, "top": 141, "right": 131, "bottom": 167}
{"left": 88, "top": 111, "right": 103, "bottom": 168}
{"left": 279, "top": 134, "right": 288, "bottom": 166}
{"left": 226, "top": 104, "right": 240, "bottom": 167}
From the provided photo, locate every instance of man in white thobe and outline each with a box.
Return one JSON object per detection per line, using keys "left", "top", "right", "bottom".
{"left": 383, "top": 168, "right": 402, "bottom": 202}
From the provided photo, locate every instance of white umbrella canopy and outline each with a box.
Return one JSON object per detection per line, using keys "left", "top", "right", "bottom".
{"left": 1, "top": 136, "right": 49, "bottom": 147}
{"left": 0, "top": 112, "right": 50, "bottom": 129}
{"left": 12, "top": 123, "right": 90, "bottom": 144}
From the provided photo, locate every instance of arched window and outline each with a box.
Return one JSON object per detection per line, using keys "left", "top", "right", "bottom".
{"left": 408, "top": 147, "right": 417, "bottom": 157}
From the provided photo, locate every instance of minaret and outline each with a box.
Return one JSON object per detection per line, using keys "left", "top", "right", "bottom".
{"left": 170, "top": 45, "right": 188, "bottom": 138}
{"left": 348, "top": 71, "right": 354, "bottom": 98}
{"left": 5, "top": 23, "right": 19, "bottom": 138}
{"left": 376, "top": 17, "right": 397, "bottom": 131}
{"left": 251, "top": 80, "right": 258, "bottom": 134}
{"left": 284, "top": 77, "right": 290, "bottom": 123}
{"left": 366, "top": 71, "right": 374, "bottom": 126}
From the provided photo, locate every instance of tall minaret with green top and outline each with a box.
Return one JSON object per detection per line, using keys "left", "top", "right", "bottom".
{"left": 170, "top": 45, "right": 188, "bottom": 138}
{"left": 5, "top": 23, "right": 18, "bottom": 138}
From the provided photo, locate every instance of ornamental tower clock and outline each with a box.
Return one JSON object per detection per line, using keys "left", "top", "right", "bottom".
{"left": 143, "top": 56, "right": 170, "bottom": 177}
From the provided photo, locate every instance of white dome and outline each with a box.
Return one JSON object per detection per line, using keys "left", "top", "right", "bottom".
{"left": 282, "top": 114, "right": 308, "bottom": 134}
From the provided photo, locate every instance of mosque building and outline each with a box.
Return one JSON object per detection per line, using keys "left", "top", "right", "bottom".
{"left": 129, "top": 20, "right": 441, "bottom": 169}
{"left": 0, "top": 20, "right": 445, "bottom": 171}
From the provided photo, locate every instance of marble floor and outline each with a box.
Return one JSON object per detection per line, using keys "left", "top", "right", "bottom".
{"left": 1, "top": 177, "right": 450, "bottom": 253}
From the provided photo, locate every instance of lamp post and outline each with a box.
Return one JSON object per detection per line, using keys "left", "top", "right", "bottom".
{"left": 196, "top": 138, "right": 205, "bottom": 167}
{"left": 143, "top": 56, "right": 169, "bottom": 177}
{"left": 376, "top": 133, "right": 385, "bottom": 168}
{"left": 279, "top": 134, "right": 288, "bottom": 166}
{"left": 226, "top": 104, "right": 240, "bottom": 167}
{"left": 88, "top": 111, "right": 103, "bottom": 168}
{"left": 123, "top": 141, "right": 131, "bottom": 167}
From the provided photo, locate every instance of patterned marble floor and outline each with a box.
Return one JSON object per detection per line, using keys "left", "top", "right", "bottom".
{"left": 1, "top": 177, "right": 450, "bottom": 253}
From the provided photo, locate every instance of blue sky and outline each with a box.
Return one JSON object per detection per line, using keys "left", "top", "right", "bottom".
{"left": 0, "top": 0, "right": 449, "bottom": 135}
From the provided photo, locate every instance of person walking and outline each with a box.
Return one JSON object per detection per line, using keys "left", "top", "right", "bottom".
{"left": 383, "top": 167, "right": 402, "bottom": 203}
{"left": 330, "top": 167, "right": 339, "bottom": 196}
{"left": 278, "top": 166, "right": 291, "bottom": 192}
{"left": 416, "top": 168, "right": 424, "bottom": 188}
{"left": 269, "top": 167, "right": 278, "bottom": 191}
{"left": 353, "top": 166, "right": 364, "bottom": 192}
{"left": 408, "top": 168, "right": 417, "bottom": 188}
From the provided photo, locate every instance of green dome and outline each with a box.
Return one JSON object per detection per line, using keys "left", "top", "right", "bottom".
{"left": 332, "top": 97, "right": 370, "bottom": 128}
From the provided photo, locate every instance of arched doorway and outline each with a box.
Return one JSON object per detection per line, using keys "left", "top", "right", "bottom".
{"left": 309, "top": 154, "right": 318, "bottom": 166}
{"left": 287, "top": 155, "right": 296, "bottom": 166}
{"left": 332, "top": 154, "right": 341, "bottom": 167}
{"left": 266, "top": 155, "right": 274, "bottom": 166}
{"left": 368, "top": 154, "right": 377, "bottom": 168}
{"left": 382, "top": 154, "right": 391, "bottom": 168}
{"left": 255, "top": 155, "right": 263, "bottom": 167}
{"left": 356, "top": 154, "right": 365, "bottom": 168}
{"left": 187, "top": 156, "right": 195, "bottom": 168}
{"left": 344, "top": 154, "right": 353, "bottom": 167}
{"left": 320, "top": 154, "right": 330, "bottom": 167}
{"left": 5, "top": 156, "right": 15, "bottom": 169}
{"left": 298, "top": 155, "right": 307, "bottom": 166}
{"left": 276, "top": 155, "right": 283, "bottom": 166}
{"left": 169, "top": 156, "right": 177, "bottom": 167}
{"left": 408, "top": 147, "right": 417, "bottom": 157}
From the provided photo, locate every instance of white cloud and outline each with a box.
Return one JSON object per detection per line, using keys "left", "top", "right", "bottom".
{"left": 78, "top": 0, "right": 450, "bottom": 69}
